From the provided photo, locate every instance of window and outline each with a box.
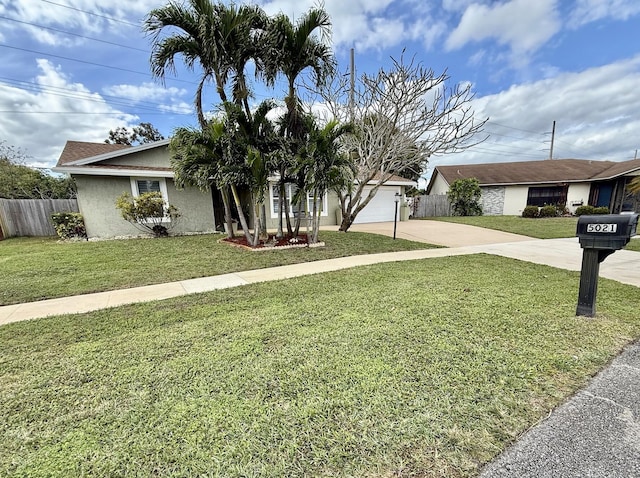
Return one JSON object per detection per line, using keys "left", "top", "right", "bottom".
{"left": 129, "top": 177, "right": 171, "bottom": 222}
{"left": 130, "top": 177, "right": 168, "bottom": 200}
{"left": 269, "top": 184, "right": 328, "bottom": 217}
{"left": 526, "top": 186, "right": 567, "bottom": 207}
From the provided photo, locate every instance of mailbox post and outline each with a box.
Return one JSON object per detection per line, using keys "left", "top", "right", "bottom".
{"left": 575, "top": 214, "right": 638, "bottom": 316}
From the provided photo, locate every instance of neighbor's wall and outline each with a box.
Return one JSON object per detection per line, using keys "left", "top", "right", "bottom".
{"left": 428, "top": 173, "right": 449, "bottom": 195}
{"left": 502, "top": 186, "right": 530, "bottom": 216}
{"left": 479, "top": 186, "right": 505, "bottom": 215}
{"left": 566, "top": 183, "right": 591, "bottom": 213}
{"left": 74, "top": 175, "right": 215, "bottom": 239}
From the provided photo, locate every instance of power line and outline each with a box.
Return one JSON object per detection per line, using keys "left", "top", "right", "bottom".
{"left": 39, "top": 0, "right": 141, "bottom": 28}
{"left": 0, "top": 43, "right": 197, "bottom": 85}
{"left": 0, "top": 15, "right": 148, "bottom": 53}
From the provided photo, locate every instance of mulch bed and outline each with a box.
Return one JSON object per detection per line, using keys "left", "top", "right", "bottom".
{"left": 221, "top": 233, "right": 318, "bottom": 251}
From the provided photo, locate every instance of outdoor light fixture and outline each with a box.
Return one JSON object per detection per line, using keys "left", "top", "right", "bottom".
{"left": 393, "top": 192, "right": 401, "bottom": 240}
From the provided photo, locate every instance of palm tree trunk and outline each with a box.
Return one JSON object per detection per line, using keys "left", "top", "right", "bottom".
{"left": 220, "top": 185, "right": 234, "bottom": 238}
{"left": 230, "top": 184, "right": 255, "bottom": 246}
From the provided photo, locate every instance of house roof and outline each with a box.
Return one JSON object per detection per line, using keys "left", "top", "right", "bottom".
{"left": 429, "top": 158, "right": 640, "bottom": 191}
{"left": 56, "top": 141, "right": 131, "bottom": 166}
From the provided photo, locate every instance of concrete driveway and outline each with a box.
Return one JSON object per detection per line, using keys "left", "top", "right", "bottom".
{"left": 323, "top": 220, "right": 640, "bottom": 288}
{"left": 332, "top": 219, "right": 533, "bottom": 247}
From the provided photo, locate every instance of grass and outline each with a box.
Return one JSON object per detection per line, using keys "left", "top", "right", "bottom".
{"left": 424, "top": 216, "right": 578, "bottom": 239}
{"left": 2, "top": 254, "right": 640, "bottom": 477}
{"left": 0, "top": 232, "right": 434, "bottom": 306}
{"left": 627, "top": 238, "right": 640, "bottom": 252}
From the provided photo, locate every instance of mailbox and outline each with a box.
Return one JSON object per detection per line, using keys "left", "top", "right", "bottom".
{"left": 575, "top": 213, "right": 638, "bottom": 317}
{"left": 576, "top": 214, "right": 638, "bottom": 250}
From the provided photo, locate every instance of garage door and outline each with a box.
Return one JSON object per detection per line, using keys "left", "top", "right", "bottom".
{"left": 353, "top": 186, "right": 400, "bottom": 223}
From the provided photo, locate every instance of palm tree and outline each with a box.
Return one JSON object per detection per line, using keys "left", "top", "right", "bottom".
{"left": 629, "top": 176, "right": 640, "bottom": 195}
{"left": 304, "top": 118, "right": 355, "bottom": 243}
{"left": 259, "top": 6, "right": 336, "bottom": 236}
{"left": 146, "top": 0, "right": 267, "bottom": 234}
{"left": 145, "top": 0, "right": 266, "bottom": 127}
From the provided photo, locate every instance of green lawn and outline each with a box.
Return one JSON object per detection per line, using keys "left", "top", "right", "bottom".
{"left": 0, "top": 232, "right": 435, "bottom": 306}
{"left": 2, "top": 254, "right": 639, "bottom": 477}
{"left": 424, "top": 216, "right": 578, "bottom": 239}
{"left": 627, "top": 238, "right": 640, "bottom": 252}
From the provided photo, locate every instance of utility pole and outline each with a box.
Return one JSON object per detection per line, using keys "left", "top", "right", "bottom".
{"left": 635, "top": 149, "right": 638, "bottom": 160}
{"left": 549, "top": 120, "right": 556, "bottom": 160}
{"left": 349, "top": 48, "right": 355, "bottom": 123}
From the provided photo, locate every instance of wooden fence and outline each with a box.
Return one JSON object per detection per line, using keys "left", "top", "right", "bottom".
{"left": 411, "top": 194, "right": 452, "bottom": 218}
{"left": 0, "top": 199, "right": 79, "bottom": 238}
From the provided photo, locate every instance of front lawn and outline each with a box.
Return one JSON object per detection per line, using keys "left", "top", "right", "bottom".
{"left": 627, "top": 238, "right": 640, "bottom": 252}
{"left": 425, "top": 216, "right": 578, "bottom": 239}
{"left": 0, "top": 232, "right": 434, "bottom": 305}
{"left": 2, "top": 255, "right": 640, "bottom": 477}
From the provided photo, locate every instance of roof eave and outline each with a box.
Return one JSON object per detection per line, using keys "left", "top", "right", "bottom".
{"left": 52, "top": 166, "right": 174, "bottom": 178}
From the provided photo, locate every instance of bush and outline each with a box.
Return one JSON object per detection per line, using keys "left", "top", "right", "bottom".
{"left": 522, "top": 205, "right": 539, "bottom": 218}
{"left": 575, "top": 205, "right": 595, "bottom": 216}
{"left": 447, "top": 178, "right": 483, "bottom": 216}
{"left": 115, "top": 191, "right": 180, "bottom": 237}
{"left": 50, "top": 212, "right": 87, "bottom": 240}
{"left": 593, "top": 206, "right": 610, "bottom": 214}
{"left": 539, "top": 205, "right": 558, "bottom": 218}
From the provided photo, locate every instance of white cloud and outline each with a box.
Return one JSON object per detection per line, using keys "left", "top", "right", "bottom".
{"left": 446, "top": 0, "right": 561, "bottom": 54}
{"left": 0, "top": 59, "right": 137, "bottom": 167}
{"left": 103, "top": 82, "right": 187, "bottom": 102}
{"left": 569, "top": 0, "right": 640, "bottom": 27}
{"left": 435, "top": 55, "right": 640, "bottom": 170}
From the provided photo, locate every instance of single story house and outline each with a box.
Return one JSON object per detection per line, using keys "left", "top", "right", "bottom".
{"left": 426, "top": 158, "right": 640, "bottom": 215}
{"left": 53, "top": 139, "right": 414, "bottom": 239}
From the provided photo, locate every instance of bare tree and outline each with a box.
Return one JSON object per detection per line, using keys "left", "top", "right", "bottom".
{"left": 313, "top": 53, "right": 487, "bottom": 231}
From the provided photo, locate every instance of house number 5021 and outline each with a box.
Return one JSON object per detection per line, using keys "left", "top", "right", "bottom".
{"left": 586, "top": 223, "right": 617, "bottom": 233}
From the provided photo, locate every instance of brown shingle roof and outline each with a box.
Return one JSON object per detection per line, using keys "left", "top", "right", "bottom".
{"left": 434, "top": 158, "right": 640, "bottom": 186}
{"left": 56, "top": 141, "right": 130, "bottom": 166}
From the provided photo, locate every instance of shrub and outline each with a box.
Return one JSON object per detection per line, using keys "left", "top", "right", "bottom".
{"left": 593, "top": 206, "right": 610, "bottom": 214}
{"left": 539, "top": 205, "right": 558, "bottom": 218}
{"left": 575, "top": 205, "right": 595, "bottom": 216}
{"left": 522, "top": 205, "right": 539, "bottom": 218}
{"left": 115, "top": 192, "right": 180, "bottom": 237}
{"left": 447, "top": 178, "right": 483, "bottom": 216}
{"left": 50, "top": 212, "right": 87, "bottom": 240}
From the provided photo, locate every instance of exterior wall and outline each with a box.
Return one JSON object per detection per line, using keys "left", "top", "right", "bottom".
{"left": 501, "top": 182, "right": 591, "bottom": 216}
{"left": 566, "top": 183, "right": 591, "bottom": 213}
{"left": 429, "top": 173, "right": 450, "bottom": 195}
{"left": 102, "top": 145, "right": 169, "bottom": 169}
{"left": 74, "top": 175, "right": 215, "bottom": 239}
{"left": 502, "top": 186, "right": 530, "bottom": 216}
{"left": 480, "top": 186, "right": 505, "bottom": 215}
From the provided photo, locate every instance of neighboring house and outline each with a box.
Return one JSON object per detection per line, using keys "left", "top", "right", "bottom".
{"left": 426, "top": 158, "right": 640, "bottom": 216}
{"left": 53, "top": 140, "right": 414, "bottom": 239}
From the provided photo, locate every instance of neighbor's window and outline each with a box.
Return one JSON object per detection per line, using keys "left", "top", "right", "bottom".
{"left": 527, "top": 186, "right": 567, "bottom": 207}
{"left": 269, "top": 184, "right": 327, "bottom": 217}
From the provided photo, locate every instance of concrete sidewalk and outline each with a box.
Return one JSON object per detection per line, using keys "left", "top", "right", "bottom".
{"left": 3, "top": 237, "right": 639, "bottom": 325}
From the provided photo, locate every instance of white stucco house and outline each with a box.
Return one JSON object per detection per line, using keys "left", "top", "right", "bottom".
{"left": 426, "top": 158, "right": 640, "bottom": 215}
{"left": 53, "top": 139, "right": 414, "bottom": 239}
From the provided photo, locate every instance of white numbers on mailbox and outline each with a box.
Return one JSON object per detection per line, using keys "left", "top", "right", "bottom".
{"left": 586, "top": 223, "right": 617, "bottom": 233}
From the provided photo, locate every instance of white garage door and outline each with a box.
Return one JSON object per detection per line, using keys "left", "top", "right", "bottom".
{"left": 354, "top": 186, "right": 400, "bottom": 223}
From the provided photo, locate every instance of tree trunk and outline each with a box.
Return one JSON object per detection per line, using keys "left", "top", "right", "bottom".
{"left": 220, "top": 185, "right": 234, "bottom": 238}
{"left": 230, "top": 184, "right": 255, "bottom": 246}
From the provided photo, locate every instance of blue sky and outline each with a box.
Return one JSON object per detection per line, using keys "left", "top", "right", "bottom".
{"left": 1, "top": 0, "right": 640, "bottom": 184}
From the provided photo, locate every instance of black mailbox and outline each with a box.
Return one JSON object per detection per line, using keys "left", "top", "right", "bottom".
{"left": 577, "top": 214, "right": 638, "bottom": 250}
{"left": 575, "top": 213, "right": 638, "bottom": 317}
